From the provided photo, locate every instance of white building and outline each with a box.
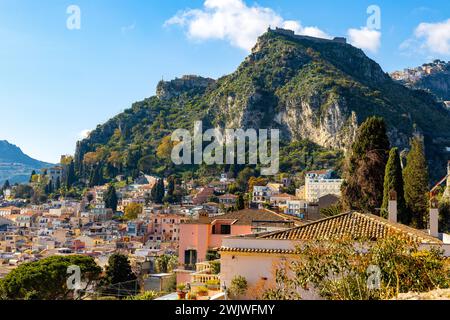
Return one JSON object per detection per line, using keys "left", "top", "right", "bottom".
{"left": 285, "top": 200, "right": 309, "bottom": 218}
{"left": 45, "top": 166, "right": 64, "bottom": 185}
{"left": 304, "top": 170, "right": 343, "bottom": 202}
{"left": 252, "top": 183, "right": 282, "bottom": 206}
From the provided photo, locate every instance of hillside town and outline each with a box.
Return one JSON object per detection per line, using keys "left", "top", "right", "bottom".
{"left": 0, "top": 167, "right": 342, "bottom": 288}
{"left": 390, "top": 59, "right": 449, "bottom": 84}
{"left": 1, "top": 129, "right": 450, "bottom": 300}
{"left": 2, "top": 2, "right": 450, "bottom": 304}
{"left": 390, "top": 59, "right": 450, "bottom": 108}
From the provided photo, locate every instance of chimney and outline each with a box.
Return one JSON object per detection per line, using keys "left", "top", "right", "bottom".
{"left": 429, "top": 198, "right": 439, "bottom": 238}
{"left": 388, "top": 190, "right": 397, "bottom": 223}
{"left": 444, "top": 161, "right": 450, "bottom": 199}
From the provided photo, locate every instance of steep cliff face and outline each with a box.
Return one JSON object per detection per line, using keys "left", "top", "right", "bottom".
{"left": 206, "top": 30, "right": 448, "bottom": 155}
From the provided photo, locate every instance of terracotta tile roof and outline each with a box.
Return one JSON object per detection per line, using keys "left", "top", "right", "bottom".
{"left": 305, "top": 169, "right": 330, "bottom": 175}
{"left": 218, "top": 247, "right": 296, "bottom": 254}
{"left": 218, "top": 194, "right": 238, "bottom": 199}
{"left": 258, "top": 211, "right": 442, "bottom": 244}
{"left": 184, "top": 209, "right": 293, "bottom": 225}
{"left": 270, "top": 193, "right": 294, "bottom": 199}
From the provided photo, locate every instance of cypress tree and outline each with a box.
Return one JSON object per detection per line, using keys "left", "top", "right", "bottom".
{"left": 235, "top": 194, "right": 245, "bottom": 210}
{"left": 30, "top": 170, "right": 36, "bottom": 183}
{"left": 104, "top": 184, "right": 118, "bottom": 212}
{"left": 157, "top": 179, "right": 165, "bottom": 203}
{"left": 89, "top": 165, "right": 104, "bottom": 187}
{"left": 403, "top": 137, "right": 429, "bottom": 229}
{"left": 342, "top": 116, "right": 390, "bottom": 213}
{"left": 381, "top": 148, "right": 407, "bottom": 222}
{"left": 167, "top": 176, "right": 175, "bottom": 196}
{"left": 2, "top": 180, "right": 10, "bottom": 191}
{"left": 55, "top": 177, "right": 61, "bottom": 190}
{"left": 66, "top": 160, "right": 76, "bottom": 188}
{"left": 151, "top": 179, "right": 165, "bottom": 204}
{"left": 46, "top": 180, "right": 53, "bottom": 194}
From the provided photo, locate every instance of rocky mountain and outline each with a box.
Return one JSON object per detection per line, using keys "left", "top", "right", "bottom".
{"left": 0, "top": 140, "right": 53, "bottom": 184}
{"left": 74, "top": 28, "right": 450, "bottom": 182}
{"left": 390, "top": 60, "right": 450, "bottom": 102}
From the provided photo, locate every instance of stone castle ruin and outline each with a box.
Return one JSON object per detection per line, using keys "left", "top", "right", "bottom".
{"left": 269, "top": 27, "right": 347, "bottom": 45}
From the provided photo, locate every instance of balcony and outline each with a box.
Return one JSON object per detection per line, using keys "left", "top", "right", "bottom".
{"left": 190, "top": 260, "right": 220, "bottom": 286}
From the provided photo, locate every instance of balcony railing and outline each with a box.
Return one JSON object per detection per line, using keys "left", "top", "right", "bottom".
{"left": 191, "top": 273, "right": 220, "bottom": 285}
{"left": 190, "top": 260, "right": 220, "bottom": 285}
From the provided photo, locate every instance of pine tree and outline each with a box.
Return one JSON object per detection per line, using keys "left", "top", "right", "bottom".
{"left": 103, "top": 253, "right": 137, "bottom": 294}
{"left": 403, "top": 137, "right": 429, "bottom": 229}
{"left": 381, "top": 148, "right": 407, "bottom": 222}
{"left": 342, "top": 116, "right": 390, "bottom": 213}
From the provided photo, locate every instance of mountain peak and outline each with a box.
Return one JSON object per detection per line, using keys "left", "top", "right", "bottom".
{"left": 265, "top": 27, "right": 347, "bottom": 45}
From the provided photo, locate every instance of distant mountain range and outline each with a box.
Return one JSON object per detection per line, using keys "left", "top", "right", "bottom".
{"left": 0, "top": 140, "right": 53, "bottom": 185}
{"left": 390, "top": 60, "right": 450, "bottom": 102}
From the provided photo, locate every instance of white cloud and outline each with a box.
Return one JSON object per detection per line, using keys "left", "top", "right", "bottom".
{"left": 164, "top": 0, "right": 330, "bottom": 51}
{"left": 347, "top": 27, "right": 381, "bottom": 53}
{"left": 79, "top": 129, "right": 91, "bottom": 139}
{"left": 414, "top": 19, "right": 450, "bottom": 55}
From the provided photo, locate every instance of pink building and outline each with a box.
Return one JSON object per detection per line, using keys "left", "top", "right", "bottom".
{"left": 147, "top": 213, "right": 188, "bottom": 243}
{"left": 176, "top": 209, "right": 294, "bottom": 284}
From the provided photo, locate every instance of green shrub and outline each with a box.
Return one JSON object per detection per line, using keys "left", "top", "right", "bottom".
{"left": 176, "top": 283, "right": 187, "bottom": 291}
{"left": 229, "top": 276, "right": 248, "bottom": 298}
{"left": 126, "top": 291, "right": 159, "bottom": 300}
{"left": 210, "top": 261, "right": 221, "bottom": 275}
{"left": 196, "top": 286, "right": 208, "bottom": 295}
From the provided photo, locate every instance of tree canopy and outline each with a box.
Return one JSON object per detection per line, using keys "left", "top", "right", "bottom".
{"left": 342, "top": 117, "right": 390, "bottom": 213}
{"left": 0, "top": 255, "right": 101, "bottom": 300}
{"left": 381, "top": 148, "right": 407, "bottom": 222}
{"left": 403, "top": 137, "right": 430, "bottom": 229}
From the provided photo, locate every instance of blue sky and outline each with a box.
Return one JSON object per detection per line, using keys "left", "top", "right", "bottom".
{"left": 1, "top": 0, "right": 449, "bottom": 163}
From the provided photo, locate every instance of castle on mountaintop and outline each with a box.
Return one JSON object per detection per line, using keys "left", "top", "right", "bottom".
{"left": 268, "top": 27, "right": 347, "bottom": 45}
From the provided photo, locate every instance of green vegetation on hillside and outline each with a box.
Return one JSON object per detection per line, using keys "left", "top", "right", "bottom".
{"left": 72, "top": 30, "right": 450, "bottom": 186}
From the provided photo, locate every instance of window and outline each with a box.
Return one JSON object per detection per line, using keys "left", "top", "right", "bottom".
{"left": 220, "top": 224, "right": 231, "bottom": 235}
{"left": 184, "top": 250, "right": 197, "bottom": 270}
